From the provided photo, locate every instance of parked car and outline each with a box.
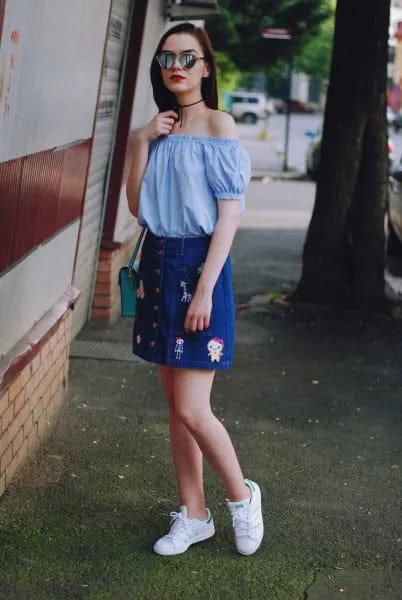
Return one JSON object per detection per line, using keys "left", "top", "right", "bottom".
{"left": 387, "top": 106, "right": 397, "bottom": 127}
{"left": 304, "top": 127, "right": 322, "bottom": 179}
{"left": 266, "top": 98, "right": 276, "bottom": 115}
{"left": 386, "top": 105, "right": 402, "bottom": 132}
{"left": 304, "top": 128, "right": 400, "bottom": 260}
{"left": 228, "top": 91, "right": 269, "bottom": 124}
{"left": 388, "top": 156, "right": 402, "bottom": 256}
{"left": 304, "top": 128, "right": 394, "bottom": 181}
{"left": 291, "top": 99, "right": 317, "bottom": 113}
{"left": 271, "top": 97, "right": 285, "bottom": 113}
{"left": 392, "top": 110, "right": 402, "bottom": 133}
{"left": 277, "top": 99, "right": 317, "bottom": 113}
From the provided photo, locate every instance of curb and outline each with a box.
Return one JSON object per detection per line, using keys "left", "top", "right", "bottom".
{"left": 251, "top": 170, "right": 309, "bottom": 182}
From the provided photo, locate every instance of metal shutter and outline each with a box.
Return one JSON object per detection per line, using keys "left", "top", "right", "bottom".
{"left": 72, "top": 0, "right": 133, "bottom": 338}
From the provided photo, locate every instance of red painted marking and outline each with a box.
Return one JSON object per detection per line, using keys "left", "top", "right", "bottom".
{"left": 10, "top": 30, "right": 20, "bottom": 44}
{"left": 10, "top": 53, "right": 16, "bottom": 70}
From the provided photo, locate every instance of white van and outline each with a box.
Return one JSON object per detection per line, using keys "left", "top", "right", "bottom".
{"left": 228, "top": 91, "right": 270, "bottom": 124}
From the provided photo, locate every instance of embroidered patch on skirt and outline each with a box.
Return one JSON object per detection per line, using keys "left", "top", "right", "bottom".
{"left": 132, "top": 231, "right": 235, "bottom": 369}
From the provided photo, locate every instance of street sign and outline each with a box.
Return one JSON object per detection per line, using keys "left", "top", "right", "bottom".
{"left": 260, "top": 27, "right": 291, "bottom": 40}
{"left": 167, "top": 0, "right": 219, "bottom": 20}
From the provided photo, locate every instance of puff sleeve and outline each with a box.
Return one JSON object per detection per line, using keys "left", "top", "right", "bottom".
{"left": 204, "top": 140, "right": 251, "bottom": 212}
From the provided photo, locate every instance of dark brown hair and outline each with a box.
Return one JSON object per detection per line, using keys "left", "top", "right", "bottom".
{"left": 150, "top": 22, "right": 218, "bottom": 113}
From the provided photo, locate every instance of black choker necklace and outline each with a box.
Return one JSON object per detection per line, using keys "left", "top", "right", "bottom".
{"left": 177, "top": 98, "right": 204, "bottom": 127}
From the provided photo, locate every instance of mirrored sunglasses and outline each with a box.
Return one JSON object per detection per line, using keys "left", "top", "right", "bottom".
{"left": 155, "top": 51, "right": 206, "bottom": 70}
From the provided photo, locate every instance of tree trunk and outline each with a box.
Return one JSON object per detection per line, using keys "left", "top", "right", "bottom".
{"left": 291, "top": 0, "right": 390, "bottom": 312}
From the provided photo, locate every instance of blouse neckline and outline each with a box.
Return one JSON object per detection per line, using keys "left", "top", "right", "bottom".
{"left": 162, "top": 134, "right": 240, "bottom": 144}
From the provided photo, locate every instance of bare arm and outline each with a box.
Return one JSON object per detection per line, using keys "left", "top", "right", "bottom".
{"left": 126, "top": 110, "right": 178, "bottom": 217}
{"left": 184, "top": 199, "right": 240, "bottom": 333}
{"left": 184, "top": 111, "right": 243, "bottom": 333}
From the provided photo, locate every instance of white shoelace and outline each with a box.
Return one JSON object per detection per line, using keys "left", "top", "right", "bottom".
{"left": 231, "top": 507, "right": 259, "bottom": 540}
{"left": 167, "top": 511, "right": 196, "bottom": 543}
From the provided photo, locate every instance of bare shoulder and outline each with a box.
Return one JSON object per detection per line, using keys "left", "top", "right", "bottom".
{"left": 208, "top": 110, "right": 239, "bottom": 139}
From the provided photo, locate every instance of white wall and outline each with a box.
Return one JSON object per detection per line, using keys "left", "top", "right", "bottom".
{"left": 0, "top": 222, "right": 80, "bottom": 357}
{"left": 0, "top": 0, "right": 112, "bottom": 356}
{"left": 0, "top": 0, "right": 111, "bottom": 163}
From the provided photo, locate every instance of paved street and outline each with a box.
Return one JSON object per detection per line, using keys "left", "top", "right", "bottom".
{"left": 237, "top": 115, "right": 402, "bottom": 300}
{"left": 242, "top": 112, "right": 402, "bottom": 175}
{"left": 238, "top": 113, "right": 323, "bottom": 175}
{"left": 1, "top": 108, "right": 402, "bottom": 599}
{"left": 0, "top": 172, "right": 401, "bottom": 598}
{"left": 3, "top": 0, "right": 402, "bottom": 596}
{"left": 233, "top": 180, "right": 314, "bottom": 303}
{"left": 261, "top": 112, "right": 322, "bottom": 173}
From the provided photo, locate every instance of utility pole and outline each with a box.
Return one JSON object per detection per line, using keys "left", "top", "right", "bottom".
{"left": 260, "top": 27, "right": 293, "bottom": 172}
{"left": 283, "top": 54, "right": 293, "bottom": 172}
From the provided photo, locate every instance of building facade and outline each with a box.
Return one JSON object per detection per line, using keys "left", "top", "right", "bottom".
{"left": 0, "top": 0, "right": 218, "bottom": 496}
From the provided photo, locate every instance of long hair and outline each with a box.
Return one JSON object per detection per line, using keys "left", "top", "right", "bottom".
{"left": 150, "top": 22, "right": 218, "bottom": 113}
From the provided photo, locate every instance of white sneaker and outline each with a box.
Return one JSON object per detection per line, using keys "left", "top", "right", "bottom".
{"left": 153, "top": 506, "right": 215, "bottom": 556}
{"left": 227, "top": 479, "right": 264, "bottom": 555}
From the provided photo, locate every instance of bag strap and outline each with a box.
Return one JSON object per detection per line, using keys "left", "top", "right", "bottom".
{"left": 128, "top": 228, "right": 146, "bottom": 269}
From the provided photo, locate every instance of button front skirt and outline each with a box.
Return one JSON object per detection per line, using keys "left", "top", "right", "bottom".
{"left": 132, "top": 232, "right": 235, "bottom": 369}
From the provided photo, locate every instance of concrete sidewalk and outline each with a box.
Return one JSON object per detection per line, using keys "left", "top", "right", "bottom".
{"left": 0, "top": 182, "right": 402, "bottom": 600}
{"left": 238, "top": 123, "right": 291, "bottom": 179}
{"left": 238, "top": 121, "right": 304, "bottom": 179}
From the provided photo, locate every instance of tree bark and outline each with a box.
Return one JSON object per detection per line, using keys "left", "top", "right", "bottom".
{"left": 291, "top": 0, "right": 390, "bottom": 311}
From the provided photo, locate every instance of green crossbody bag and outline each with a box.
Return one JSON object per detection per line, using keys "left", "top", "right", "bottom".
{"left": 118, "top": 228, "right": 146, "bottom": 318}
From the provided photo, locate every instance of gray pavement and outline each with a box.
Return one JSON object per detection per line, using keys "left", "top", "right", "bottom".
{"left": 0, "top": 181, "right": 402, "bottom": 599}
{"left": 238, "top": 113, "right": 323, "bottom": 177}
{"left": 237, "top": 120, "right": 285, "bottom": 177}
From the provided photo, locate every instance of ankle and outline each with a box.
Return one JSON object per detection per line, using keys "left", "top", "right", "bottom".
{"left": 186, "top": 507, "right": 208, "bottom": 520}
{"left": 227, "top": 484, "right": 251, "bottom": 504}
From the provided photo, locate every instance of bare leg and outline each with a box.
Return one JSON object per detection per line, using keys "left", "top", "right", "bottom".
{"left": 158, "top": 365, "right": 206, "bottom": 520}
{"left": 173, "top": 367, "right": 250, "bottom": 503}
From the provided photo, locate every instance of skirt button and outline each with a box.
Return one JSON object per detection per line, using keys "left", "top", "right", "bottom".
{"left": 153, "top": 305, "right": 159, "bottom": 311}
{"left": 152, "top": 322, "right": 158, "bottom": 328}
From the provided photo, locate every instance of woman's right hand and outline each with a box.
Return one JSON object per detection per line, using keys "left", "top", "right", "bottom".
{"left": 139, "top": 110, "right": 178, "bottom": 142}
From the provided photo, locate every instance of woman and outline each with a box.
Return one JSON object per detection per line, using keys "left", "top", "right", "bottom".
{"left": 126, "top": 22, "right": 263, "bottom": 556}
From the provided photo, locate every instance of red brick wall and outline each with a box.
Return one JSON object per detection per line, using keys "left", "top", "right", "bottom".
{"left": 0, "top": 310, "right": 72, "bottom": 497}
{"left": 92, "top": 230, "right": 141, "bottom": 322}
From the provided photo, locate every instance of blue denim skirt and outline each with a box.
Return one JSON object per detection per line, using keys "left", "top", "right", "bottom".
{"left": 132, "top": 231, "right": 235, "bottom": 369}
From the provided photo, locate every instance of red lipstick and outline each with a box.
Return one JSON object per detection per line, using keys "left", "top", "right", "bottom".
{"left": 170, "top": 75, "right": 185, "bottom": 81}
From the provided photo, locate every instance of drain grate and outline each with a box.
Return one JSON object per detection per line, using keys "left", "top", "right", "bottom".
{"left": 70, "top": 340, "right": 144, "bottom": 363}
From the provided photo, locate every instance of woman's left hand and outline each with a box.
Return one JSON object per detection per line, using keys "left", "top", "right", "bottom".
{"left": 184, "top": 290, "right": 212, "bottom": 333}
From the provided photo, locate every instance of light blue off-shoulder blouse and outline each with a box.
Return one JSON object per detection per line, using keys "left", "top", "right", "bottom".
{"left": 137, "top": 134, "right": 251, "bottom": 237}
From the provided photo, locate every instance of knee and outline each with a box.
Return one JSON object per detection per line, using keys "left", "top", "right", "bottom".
{"left": 173, "top": 403, "right": 209, "bottom": 433}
